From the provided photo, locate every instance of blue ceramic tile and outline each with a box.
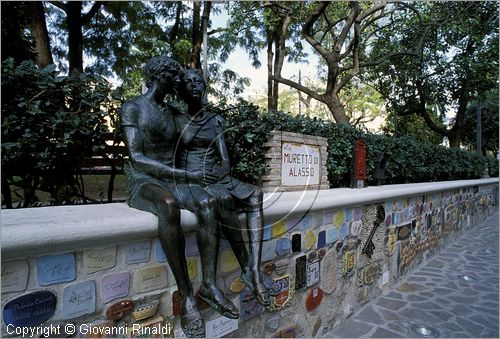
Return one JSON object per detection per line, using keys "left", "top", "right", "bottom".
{"left": 124, "top": 241, "right": 151, "bottom": 264}
{"left": 312, "top": 213, "right": 324, "bottom": 227}
{"left": 287, "top": 217, "right": 301, "bottom": 232}
{"left": 62, "top": 280, "right": 96, "bottom": 319}
{"left": 345, "top": 209, "right": 353, "bottom": 222}
{"left": 317, "top": 230, "right": 326, "bottom": 248}
{"left": 37, "top": 253, "right": 76, "bottom": 286}
{"left": 155, "top": 239, "right": 167, "bottom": 263}
{"left": 276, "top": 238, "right": 292, "bottom": 256}
{"left": 353, "top": 207, "right": 362, "bottom": 220}
{"left": 339, "top": 222, "right": 349, "bottom": 241}
{"left": 3, "top": 291, "right": 56, "bottom": 327}
{"left": 262, "top": 239, "right": 278, "bottom": 262}
{"left": 263, "top": 224, "right": 273, "bottom": 241}
{"left": 300, "top": 215, "right": 313, "bottom": 231}
{"left": 325, "top": 228, "right": 338, "bottom": 244}
{"left": 184, "top": 233, "right": 199, "bottom": 256}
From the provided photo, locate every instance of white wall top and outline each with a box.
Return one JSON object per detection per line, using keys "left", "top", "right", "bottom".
{"left": 2, "top": 178, "right": 497, "bottom": 259}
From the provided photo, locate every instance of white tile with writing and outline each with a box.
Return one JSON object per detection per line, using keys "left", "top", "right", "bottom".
{"left": 205, "top": 316, "right": 238, "bottom": 338}
{"left": 83, "top": 247, "right": 116, "bottom": 274}
{"left": 62, "top": 280, "right": 96, "bottom": 319}
{"left": 320, "top": 249, "right": 336, "bottom": 294}
{"left": 306, "top": 260, "right": 320, "bottom": 287}
{"left": 101, "top": 271, "right": 130, "bottom": 303}
{"left": 124, "top": 241, "right": 152, "bottom": 264}
{"left": 133, "top": 265, "right": 167, "bottom": 293}
{"left": 1, "top": 260, "right": 29, "bottom": 293}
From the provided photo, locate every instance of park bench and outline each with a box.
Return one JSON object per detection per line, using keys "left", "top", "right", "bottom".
{"left": 77, "top": 132, "right": 127, "bottom": 202}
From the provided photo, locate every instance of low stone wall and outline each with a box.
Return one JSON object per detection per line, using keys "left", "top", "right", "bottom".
{"left": 1, "top": 178, "right": 498, "bottom": 338}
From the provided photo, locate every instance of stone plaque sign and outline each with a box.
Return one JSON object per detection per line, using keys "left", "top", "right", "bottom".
{"left": 205, "top": 316, "right": 238, "bottom": 338}
{"left": 133, "top": 266, "right": 167, "bottom": 293}
{"left": 124, "top": 241, "right": 151, "bottom": 264}
{"left": 320, "top": 249, "right": 337, "bottom": 294}
{"left": 83, "top": 247, "right": 116, "bottom": 274}
{"left": 2, "top": 260, "right": 29, "bottom": 293}
{"left": 37, "top": 253, "right": 76, "bottom": 286}
{"left": 306, "top": 260, "right": 320, "bottom": 287}
{"left": 101, "top": 272, "right": 130, "bottom": 303}
{"left": 3, "top": 291, "right": 57, "bottom": 327}
{"left": 63, "top": 280, "right": 96, "bottom": 319}
{"left": 281, "top": 143, "right": 320, "bottom": 186}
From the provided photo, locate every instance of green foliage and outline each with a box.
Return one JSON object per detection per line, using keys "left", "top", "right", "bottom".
{"left": 1, "top": 59, "right": 119, "bottom": 207}
{"left": 215, "top": 101, "right": 492, "bottom": 187}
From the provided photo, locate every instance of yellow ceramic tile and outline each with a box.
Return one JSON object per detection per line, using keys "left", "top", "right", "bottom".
{"left": 186, "top": 257, "right": 198, "bottom": 281}
{"left": 219, "top": 249, "right": 240, "bottom": 273}
{"left": 272, "top": 220, "right": 287, "bottom": 238}
{"left": 303, "top": 229, "right": 317, "bottom": 250}
{"left": 334, "top": 210, "right": 344, "bottom": 229}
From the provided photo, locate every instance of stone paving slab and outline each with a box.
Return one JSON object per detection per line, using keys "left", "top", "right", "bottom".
{"left": 322, "top": 211, "right": 499, "bottom": 338}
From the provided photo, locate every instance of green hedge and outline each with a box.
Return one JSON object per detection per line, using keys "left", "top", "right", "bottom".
{"left": 217, "top": 101, "right": 498, "bottom": 187}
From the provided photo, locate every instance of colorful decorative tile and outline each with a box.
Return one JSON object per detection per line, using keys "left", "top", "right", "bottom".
{"left": 292, "top": 233, "right": 301, "bottom": 252}
{"left": 312, "top": 213, "right": 324, "bottom": 227}
{"left": 345, "top": 208, "right": 353, "bottom": 222}
{"left": 262, "top": 239, "right": 278, "bottom": 262}
{"left": 349, "top": 220, "right": 361, "bottom": 237}
{"left": 354, "top": 207, "right": 362, "bottom": 220}
{"left": 272, "top": 220, "right": 287, "bottom": 238}
{"left": 276, "top": 238, "right": 292, "bottom": 256}
{"left": 270, "top": 276, "right": 291, "bottom": 307}
{"left": 341, "top": 247, "right": 356, "bottom": 278}
{"left": 303, "top": 229, "right": 317, "bottom": 250}
{"left": 187, "top": 257, "right": 198, "bottom": 281}
{"left": 305, "top": 287, "right": 323, "bottom": 312}
{"left": 83, "top": 247, "right": 116, "bottom": 274}
{"left": 3, "top": 291, "right": 56, "bottom": 327}
{"left": 325, "top": 228, "right": 338, "bottom": 244}
{"left": 306, "top": 260, "right": 320, "bottom": 287}
{"left": 300, "top": 215, "right": 313, "bottom": 230}
{"left": 184, "top": 233, "right": 199, "bottom": 256}
{"left": 287, "top": 217, "right": 300, "bottom": 232}
{"left": 2, "top": 259, "right": 29, "bottom": 293}
{"left": 154, "top": 239, "right": 167, "bottom": 263}
{"left": 240, "top": 298, "right": 263, "bottom": 321}
{"left": 334, "top": 210, "right": 344, "bottom": 228}
{"left": 320, "top": 248, "right": 336, "bottom": 294}
{"left": 172, "top": 290, "right": 180, "bottom": 316}
{"left": 317, "top": 230, "right": 326, "bottom": 248}
{"left": 230, "top": 277, "right": 245, "bottom": 294}
{"left": 273, "top": 259, "right": 290, "bottom": 277}
{"left": 339, "top": 222, "right": 349, "bottom": 240}
{"left": 263, "top": 224, "right": 273, "bottom": 241}
{"left": 397, "top": 223, "right": 411, "bottom": 240}
{"left": 219, "top": 249, "right": 240, "bottom": 273}
{"left": 101, "top": 272, "right": 130, "bottom": 303}
{"left": 293, "top": 254, "right": 307, "bottom": 290}
{"left": 106, "top": 300, "right": 134, "bottom": 320}
{"left": 357, "top": 261, "right": 382, "bottom": 286}
{"left": 323, "top": 211, "right": 334, "bottom": 225}
{"left": 132, "top": 265, "right": 167, "bottom": 293}
{"left": 124, "top": 241, "right": 151, "bottom": 264}
{"left": 63, "top": 280, "right": 96, "bottom": 319}
{"left": 37, "top": 253, "right": 76, "bottom": 286}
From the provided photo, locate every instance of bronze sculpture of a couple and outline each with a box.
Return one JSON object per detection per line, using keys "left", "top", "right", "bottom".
{"left": 121, "top": 56, "right": 269, "bottom": 337}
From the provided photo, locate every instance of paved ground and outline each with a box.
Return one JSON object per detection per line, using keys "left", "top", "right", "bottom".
{"left": 323, "top": 211, "right": 499, "bottom": 338}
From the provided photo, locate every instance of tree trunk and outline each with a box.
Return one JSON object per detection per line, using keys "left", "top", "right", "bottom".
{"left": 67, "top": 2, "right": 83, "bottom": 74}
{"left": 272, "top": 32, "right": 282, "bottom": 111}
{"left": 191, "top": 0, "right": 202, "bottom": 69}
{"left": 28, "top": 2, "right": 53, "bottom": 68}
{"left": 266, "top": 32, "right": 276, "bottom": 111}
{"left": 325, "top": 94, "right": 350, "bottom": 124}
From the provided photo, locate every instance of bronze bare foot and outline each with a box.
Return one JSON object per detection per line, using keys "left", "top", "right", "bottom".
{"left": 241, "top": 270, "right": 271, "bottom": 306}
{"left": 181, "top": 295, "right": 205, "bottom": 338}
{"left": 198, "top": 283, "right": 239, "bottom": 319}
